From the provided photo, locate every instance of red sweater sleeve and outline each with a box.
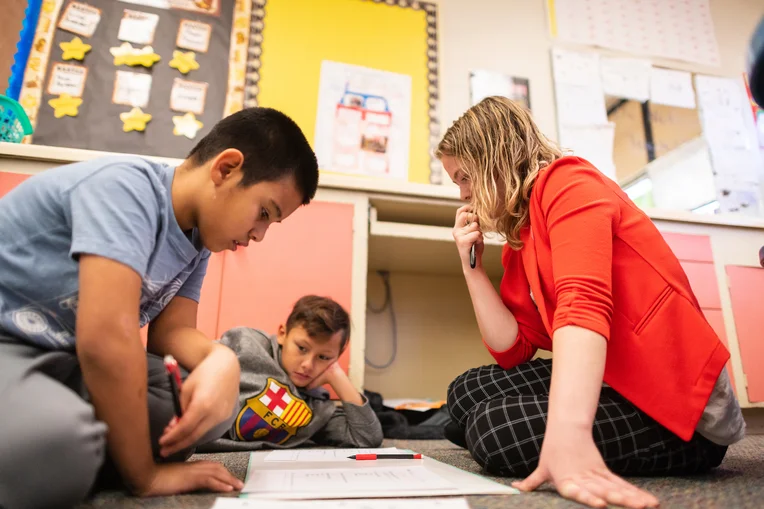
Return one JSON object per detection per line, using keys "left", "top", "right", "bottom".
{"left": 538, "top": 159, "right": 620, "bottom": 340}
{"left": 485, "top": 245, "right": 547, "bottom": 369}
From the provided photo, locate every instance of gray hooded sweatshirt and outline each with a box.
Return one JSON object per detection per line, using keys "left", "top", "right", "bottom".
{"left": 204, "top": 327, "right": 383, "bottom": 452}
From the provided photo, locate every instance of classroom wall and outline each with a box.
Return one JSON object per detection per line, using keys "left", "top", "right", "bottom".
{"left": 436, "top": 0, "right": 764, "bottom": 147}
{"left": 0, "top": 1, "right": 26, "bottom": 93}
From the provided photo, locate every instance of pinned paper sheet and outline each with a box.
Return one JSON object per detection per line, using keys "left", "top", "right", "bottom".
{"left": 48, "top": 94, "right": 83, "bottom": 118}
{"left": 118, "top": 9, "right": 160, "bottom": 45}
{"left": 170, "top": 78, "right": 208, "bottom": 114}
{"left": 176, "top": 19, "right": 212, "bottom": 53}
{"left": 60, "top": 37, "right": 92, "bottom": 61}
{"left": 211, "top": 498, "right": 472, "bottom": 509}
{"left": 650, "top": 68, "right": 696, "bottom": 109}
{"left": 58, "top": 1, "right": 101, "bottom": 38}
{"left": 600, "top": 57, "right": 651, "bottom": 102}
{"left": 112, "top": 70, "right": 152, "bottom": 108}
{"left": 559, "top": 123, "right": 616, "bottom": 180}
{"left": 552, "top": 49, "right": 607, "bottom": 126}
{"left": 47, "top": 63, "right": 88, "bottom": 98}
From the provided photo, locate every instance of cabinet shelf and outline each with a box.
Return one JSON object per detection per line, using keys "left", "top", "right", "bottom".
{"left": 368, "top": 207, "right": 505, "bottom": 279}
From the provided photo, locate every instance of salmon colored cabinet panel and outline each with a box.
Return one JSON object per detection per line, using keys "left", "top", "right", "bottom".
{"left": 661, "top": 232, "right": 713, "bottom": 263}
{"left": 0, "top": 172, "right": 30, "bottom": 198}
{"left": 680, "top": 261, "right": 721, "bottom": 309}
{"left": 703, "top": 308, "right": 736, "bottom": 394}
{"left": 197, "top": 252, "right": 225, "bottom": 339}
{"left": 216, "top": 201, "right": 355, "bottom": 374}
{"left": 726, "top": 265, "right": 764, "bottom": 402}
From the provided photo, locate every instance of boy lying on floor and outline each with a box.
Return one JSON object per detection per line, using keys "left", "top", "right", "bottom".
{"left": 211, "top": 295, "right": 383, "bottom": 450}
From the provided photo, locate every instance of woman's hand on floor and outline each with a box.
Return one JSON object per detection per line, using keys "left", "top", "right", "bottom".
{"left": 512, "top": 434, "right": 659, "bottom": 508}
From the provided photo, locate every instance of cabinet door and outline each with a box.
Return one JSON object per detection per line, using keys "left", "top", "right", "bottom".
{"left": 662, "top": 232, "right": 737, "bottom": 392}
{"left": 0, "top": 172, "right": 30, "bottom": 198}
{"left": 726, "top": 265, "right": 764, "bottom": 402}
{"left": 216, "top": 201, "right": 355, "bottom": 373}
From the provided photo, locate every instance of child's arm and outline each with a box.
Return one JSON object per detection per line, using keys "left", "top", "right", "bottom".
{"left": 77, "top": 255, "right": 242, "bottom": 495}
{"left": 147, "top": 295, "right": 241, "bottom": 457}
{"left": 309, "top": 365, "right": 384, "bottom": 448}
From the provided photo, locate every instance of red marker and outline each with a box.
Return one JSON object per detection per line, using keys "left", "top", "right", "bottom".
{"left": 348, "top": 454, "right": 423, "bottom": 460}
{"left": 164, "top": 355, "right": 183, "bottom": 418}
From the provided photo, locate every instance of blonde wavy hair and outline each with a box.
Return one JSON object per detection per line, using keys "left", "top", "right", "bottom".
{"left": 436, "top": 96, "right": 562, "bottom": 250}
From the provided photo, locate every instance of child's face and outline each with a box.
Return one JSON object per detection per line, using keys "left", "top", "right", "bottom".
{"left": 197, "top": 150, "right": 304, "bottom": 253}
{"left": 277, "top": 324, "right": 343, "bottom": 388}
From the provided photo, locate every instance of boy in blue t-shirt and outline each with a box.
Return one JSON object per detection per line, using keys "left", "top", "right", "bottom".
{"left": 0, "top": 107, "right": 319, "bottom": 508}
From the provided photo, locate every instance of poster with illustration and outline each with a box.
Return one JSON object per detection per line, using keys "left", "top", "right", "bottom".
{"left": 314, "top": 61, "right": 411, "bottom": 180}
{"left": 470, "top": 70, "right": 530, "bottom": 110}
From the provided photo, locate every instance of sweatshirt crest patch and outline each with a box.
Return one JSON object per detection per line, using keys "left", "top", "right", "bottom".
{"left": 235, "top": 378, "right": 313, "bottom": 444}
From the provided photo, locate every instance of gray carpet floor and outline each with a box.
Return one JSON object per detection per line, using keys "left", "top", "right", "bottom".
{"left": 78, "top": 436, "right": 764, "bottom": 508}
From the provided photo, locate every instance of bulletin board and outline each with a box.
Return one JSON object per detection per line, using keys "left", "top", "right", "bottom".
{"left": 244, "top": 0, "right": 441, "bottom": 184}
{"left": 16, "top": 0, "right": 251, "bottom": 158}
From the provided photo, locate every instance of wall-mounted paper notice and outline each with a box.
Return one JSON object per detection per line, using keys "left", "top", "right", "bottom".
{"left": 552, "top": 48, "right": 607, "bottom": 126}
{"left": 600, "top": 57, "right": 651, "bottom": 102}
{"left": 58, "top": 2, "right": 102, "bottom": 38}
{"left": 559, "top": 123, "right": 616, "bottom": 180}
{"left": 650, "top": 68, "right": 696, "bottom": 109}
{"left": 118, "top": 10, "right": 159, "bottom": 45}
{"left": 47, "top": 63, "right": 88, "bottom": 97}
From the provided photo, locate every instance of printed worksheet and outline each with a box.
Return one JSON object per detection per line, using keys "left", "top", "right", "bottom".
{"left": 243, "top": 466, "right": 456, "bottom": 495}
{"left": 264, "top": 447, "right": 401, "bottom": 462}
{"left": 212, "top": 498, "right": 472, "bottom": 509}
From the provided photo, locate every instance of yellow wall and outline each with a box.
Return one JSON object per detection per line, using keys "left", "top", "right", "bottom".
{"left": 257, "top": 0, "right": 431, "bottom": 183}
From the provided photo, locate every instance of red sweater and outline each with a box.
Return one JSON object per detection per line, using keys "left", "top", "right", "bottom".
{"left": 487, "top": 156, "right": 729, "bottom": 441}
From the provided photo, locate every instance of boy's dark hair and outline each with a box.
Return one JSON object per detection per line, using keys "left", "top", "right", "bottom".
{"left": 188, "top": 107, "right": 319, "bottom": 205}
{"left": 286, "top": 296, "right": 350, "bottom": 352}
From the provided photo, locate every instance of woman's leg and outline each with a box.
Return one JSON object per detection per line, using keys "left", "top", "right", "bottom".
{"left": 447, "top": 359, "right": 553, "bottom": 429}
{"left": 464, "top": 385, "right": 727, "bottom": 477}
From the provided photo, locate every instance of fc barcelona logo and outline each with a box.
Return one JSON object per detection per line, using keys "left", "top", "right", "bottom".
{"left": 235, "top": 378, "right": 313, "bottom": 444}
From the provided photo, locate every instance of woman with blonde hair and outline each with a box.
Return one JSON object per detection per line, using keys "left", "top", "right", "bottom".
{"left": 441, "top": 96, "right": 744, "bottom": 509}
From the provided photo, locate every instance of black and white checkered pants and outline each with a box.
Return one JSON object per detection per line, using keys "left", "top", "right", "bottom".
{"left": 447, "top": 359, "right": 727, "bottom": 477}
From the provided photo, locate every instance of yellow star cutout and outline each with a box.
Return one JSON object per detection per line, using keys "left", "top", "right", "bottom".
{"left": 169, "top": 50, "right": 200, "bottom": 75}
{"left": 60, "top": 37, "right": 91, "bottom": 61}
{"left": 48, "top": 94, "right": 82, "bottom": 118}
{"left": 172, "top": 112, "right": 204, "bottom": 139}
{"left": 120, "top": 107, "right": 152, "bottom": 132}
{"left": 110, "top": 43, "right": 161, "bottom": 68}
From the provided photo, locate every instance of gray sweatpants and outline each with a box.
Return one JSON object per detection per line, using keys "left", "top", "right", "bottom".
{"left": 0, "top": 339, "right": 237, "bottom": 509}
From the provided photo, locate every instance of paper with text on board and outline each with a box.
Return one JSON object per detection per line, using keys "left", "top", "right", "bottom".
{"left": 211, "top": 497, "right": 472, "bottom": 509}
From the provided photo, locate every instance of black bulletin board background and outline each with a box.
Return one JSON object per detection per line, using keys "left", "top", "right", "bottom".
{"left": 31, "top": 0, "right": 234, "bottom": 158}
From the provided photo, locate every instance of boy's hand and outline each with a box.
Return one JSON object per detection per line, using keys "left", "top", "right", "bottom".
{"left": 138, "top": 461, "right": 243, "bottom": 496}
{"left": 158, "top": 344, "right": 240, "bottom": 457}
{"left": 307, "top": 362, "right": 343, "bottom": 391}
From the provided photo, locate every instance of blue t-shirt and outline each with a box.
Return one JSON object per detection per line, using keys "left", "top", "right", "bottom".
{"left": 0, "top": 155, "right": 210, "bottom": 350}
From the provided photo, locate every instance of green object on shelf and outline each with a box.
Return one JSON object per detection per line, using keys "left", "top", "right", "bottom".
{"left": 0, "top": 95, "right": 33, "bottom": 143}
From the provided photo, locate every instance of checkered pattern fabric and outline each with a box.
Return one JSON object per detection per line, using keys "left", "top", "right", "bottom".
{"left": 447, "top": 359, "right": 727, "bottom": 477}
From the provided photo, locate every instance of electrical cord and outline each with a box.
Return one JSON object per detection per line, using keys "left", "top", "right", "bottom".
{"left": 365, "top": 270, "right": 398, "bottom": 369}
